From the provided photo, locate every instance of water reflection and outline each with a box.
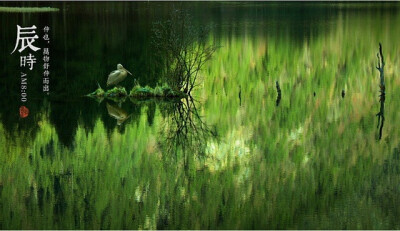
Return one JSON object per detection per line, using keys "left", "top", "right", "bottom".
{"left": 375, "top": 43, "right": 386, "bottom": 140}
{"left": 275, "top": 81, "right": 281, "bottom": 106}
{"left": 159, "top": 97, "right": 217, "bottom": 161}
{"left": 1, "top": 2, "right": 400, "bottom": 230}
{"left": 106, "top": 102, "right": 131, "bottom": 125}
{"left": 376, "top": 91, "right": 385, "bottom": 140}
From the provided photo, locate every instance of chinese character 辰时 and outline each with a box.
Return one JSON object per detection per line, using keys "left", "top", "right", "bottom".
{"left": 11, "top": 25, "right": 41, "bottom": 54}
{"left": 20, "top": 53, "right": 37, "bottom": 70}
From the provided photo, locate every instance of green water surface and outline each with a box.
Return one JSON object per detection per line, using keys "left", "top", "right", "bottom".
{"left": 1, "top": 2, "right": 400, "bottom": 229}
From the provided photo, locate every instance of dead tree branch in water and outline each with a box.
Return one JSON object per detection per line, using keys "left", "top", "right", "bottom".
{"left": 376, "top": 43, "right": 385, "bottom": 92}
{"left": 376, "top": 43, "right": 386, "bottom": 140}
{"left": 276, "top": 81, "right": 281, "bottom": 106}
{"left": 238, "top": 85, "right": 242, "bottom": 106}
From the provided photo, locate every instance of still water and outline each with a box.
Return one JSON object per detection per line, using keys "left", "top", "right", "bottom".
{"left": 1, "top": 2, "right": 400, "bottom": 229}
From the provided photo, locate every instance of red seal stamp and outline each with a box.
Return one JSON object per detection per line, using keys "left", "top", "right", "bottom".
{"left": 19, "top": 106, "right": 29, "bottom": 118}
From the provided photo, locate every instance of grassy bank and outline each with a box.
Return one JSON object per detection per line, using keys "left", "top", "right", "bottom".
{"left": 87, "top": 84, "right": 187, "bottom": 99}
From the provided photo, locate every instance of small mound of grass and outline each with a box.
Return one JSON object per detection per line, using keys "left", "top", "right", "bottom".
{"left": 87, "top": 87, "right": 105, "bottom": 97}
{"left": 153, "top": 86, "right": 164, "bottom": 97}
{"left": 105, "top": 87, "right": 128, "bottom": 97}
{"left": 129, "top": 84, "right": 186, "bottom": 98}
{"left": 130, "top": 85, "right": 154, "bottom": 97}
{"left": 160, "top": 85, "right": 183, "bottom": 97}
{"left": 87, "top": 84, "right": 187, "bottom": 100}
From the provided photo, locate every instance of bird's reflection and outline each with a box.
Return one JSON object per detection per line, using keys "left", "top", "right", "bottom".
{"left": 106, "top": 102, "right": 131, "bottom": 126}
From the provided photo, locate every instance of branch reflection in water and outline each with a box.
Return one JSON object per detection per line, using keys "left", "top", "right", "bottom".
{"left": 103, "top": 95, "right": 218, "bottom": 169}
{"left": 158, "top": 97, "right": 218, "bottom": 169}
{"left": 375, "top": 43, "right": 386, "bottom": 140}
{"left": 376, "top": 92, "right": 385, "bottom": 140}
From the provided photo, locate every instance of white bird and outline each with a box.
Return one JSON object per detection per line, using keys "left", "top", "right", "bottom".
{"left": 106, "top": 64, "right": 132, "bottom": 87}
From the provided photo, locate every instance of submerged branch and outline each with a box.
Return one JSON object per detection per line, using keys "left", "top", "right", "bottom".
{"left": 375, "top": 43, "right": 386, "bottom": 140}
{"left": 376, "top": 43, "right": 385, "bottom": 92}
{"left": 276, "top": 81, "right": 282, "bottom": 106}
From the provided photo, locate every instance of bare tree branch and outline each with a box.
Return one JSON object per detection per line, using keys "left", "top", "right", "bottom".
{"left": 152, "top": 9, "right": 217, "bottom": 95}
